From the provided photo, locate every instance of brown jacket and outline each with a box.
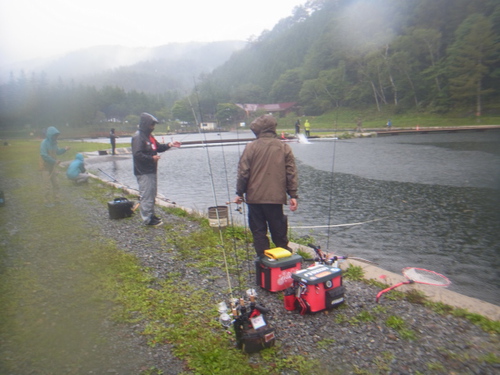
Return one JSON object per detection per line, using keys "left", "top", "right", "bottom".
{"left": 236, "top": 115, "right": 298, "bottom": 204}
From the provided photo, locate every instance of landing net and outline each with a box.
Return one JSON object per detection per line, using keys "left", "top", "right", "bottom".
{"left": 402, "top": 267, "right": 451, "bottom": 287}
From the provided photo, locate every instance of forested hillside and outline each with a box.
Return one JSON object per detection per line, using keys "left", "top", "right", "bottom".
{"left": 1, "top": 0, "right": 498, "bottom": 134}
{"left": 196, "top": 0, "right": 500, "bottom": 117}
{"left": 0, "top": 41, "right": 245, "bottom": 132}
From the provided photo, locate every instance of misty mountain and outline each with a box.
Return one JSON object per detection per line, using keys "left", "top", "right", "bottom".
{"left": 196, "top": 0, "right": 500, "bottom": 115}
{"left": 0, "top": 41, "right": 246, "bottom": 93}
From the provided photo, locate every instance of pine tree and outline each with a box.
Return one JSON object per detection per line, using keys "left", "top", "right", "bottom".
{"left": 446, "top": 13, "right": 498, "bottom": 117}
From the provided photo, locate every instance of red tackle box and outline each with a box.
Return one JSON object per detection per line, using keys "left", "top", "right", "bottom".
{"left": 291, "top": 264, "right": 345, "bottom": 313}
{"left": 256, "top": 254, "right": 303, "bottom": 292}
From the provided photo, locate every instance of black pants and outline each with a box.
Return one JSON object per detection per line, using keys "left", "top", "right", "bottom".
{"left": 248, "top": 204, "right": 290, "bottom": 256}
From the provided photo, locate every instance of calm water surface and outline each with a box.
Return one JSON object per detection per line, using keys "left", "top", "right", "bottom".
{"left": 89, "top": 131, "right": 500, "bottom": 305}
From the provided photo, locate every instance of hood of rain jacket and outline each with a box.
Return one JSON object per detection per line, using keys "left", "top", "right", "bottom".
{"left": 139, "top": 112, "right": 159, "bottom": 135}
{"left": 45, "top": 126, "right": 60, "bottom": 142}
{"left": 250, "top": 114, "right": 277, "bottom": 138}
{"left": 66, "top": 153, "right": 85, "bottom": 179}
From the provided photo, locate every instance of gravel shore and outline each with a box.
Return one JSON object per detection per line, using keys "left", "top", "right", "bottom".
{"left": 2, "top": 169, "right": 498, "bottom": 375}
{"left": 75, "top": 178, "right": 500, "bottom": 375}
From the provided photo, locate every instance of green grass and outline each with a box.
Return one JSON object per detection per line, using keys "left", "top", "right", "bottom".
{"left": 2, "top": 107, "right": 499, "bottom": 140}
{"left": 275, "top": 107, "right": 500, "bottom": 134}
{"left": 343, "top": 265, "right": 365, "bottom": 281}
{"left": 2, "top": 139, "right": 499, "bottom": 374}
{"left": 0, "top": 140, "right": 323, "bottom": 374}
{"left": 385, "top": 316, "right": 417, "bottom": 341}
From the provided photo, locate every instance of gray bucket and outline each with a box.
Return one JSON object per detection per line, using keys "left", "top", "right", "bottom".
{"left": 208, "top": 206, "right": 228, "bottom": 228}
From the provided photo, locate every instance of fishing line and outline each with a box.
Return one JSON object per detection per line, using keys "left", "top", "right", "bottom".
{"left": 170, "top": 132, "right": 192, "bottom": 144}
{"left": 232, "top": 119, "right": 255, "bottom": 290}
{"left": 325, "top": 109, "right": 339, "bottom": 250}
{"left": 215, "top": 126, "right": 247, "bottom": 293}
{"left": 97, "top": 168, "right": 141, "bottom": 194}
{"left": 289, "top": 210, "right": 419, "bottom": 229}
{"left": 97, "top": 167, "right": 171, "bottom": 203}
{"left": 189, "top": 89, "right": 235, "bottom": 301}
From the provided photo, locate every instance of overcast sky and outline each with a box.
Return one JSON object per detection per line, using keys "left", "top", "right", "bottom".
{"left": 0, "top": 0, "right": 305, "bottom": 66}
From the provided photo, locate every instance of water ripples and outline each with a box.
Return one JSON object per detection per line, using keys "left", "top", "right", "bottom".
{"left": 91, "top": 131, "right": 500, "bottom": 305}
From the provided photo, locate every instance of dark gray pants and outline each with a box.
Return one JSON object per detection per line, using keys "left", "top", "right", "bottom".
{"left": 248, "top": 204, "right": 289, "bottom": 256}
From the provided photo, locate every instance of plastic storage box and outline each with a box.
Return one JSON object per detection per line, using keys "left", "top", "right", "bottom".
{"left": 256, "top": 254, "right": 303, "bottom": 292}
{"left": 291, "top": 264, "right": 345, "bottom": 313}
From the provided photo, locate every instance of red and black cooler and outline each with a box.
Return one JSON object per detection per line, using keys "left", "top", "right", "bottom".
{"left": 290, "top": 264, "right": 345, "bottom": 314}
{"left": 256, "top": 254, "right": 303, "bottom": 292}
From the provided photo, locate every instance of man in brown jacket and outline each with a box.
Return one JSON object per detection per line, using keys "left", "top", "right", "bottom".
{"left": 234, "top": 115, "right": 298, "bottom": 258}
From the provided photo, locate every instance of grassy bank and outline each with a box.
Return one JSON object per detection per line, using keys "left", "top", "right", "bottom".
{"left": 2, "top": 109, "right": 499, "bottom": 140}
{"left": 1, "top": 140, "right": 498, "bottom": 374}
{"left": 0, "top": 140, "right": 318, "bottom": 374}
{"left": 274, "top": 108, "right": 500, "bottom": 134}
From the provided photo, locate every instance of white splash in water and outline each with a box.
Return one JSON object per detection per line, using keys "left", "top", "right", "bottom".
{"left": 297, "top": 134, "right": 311, "bottom": 144}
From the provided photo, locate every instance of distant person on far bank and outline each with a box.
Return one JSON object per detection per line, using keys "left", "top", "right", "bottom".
{"left": 109, "top": 128, "right": 118, "bottom": 155}
{"left": 387, "top": 119, "right": 392, "bottom": 131}
{"left": 132, "top": 112, "right": 181, "bottom": 226}
{"left": 40, "top": 126, "right": 70, "bottom": 206}
{"left": 304, "top": 119, "right": 311, "bottom": 137}
{"left": 233, "top": 114, "right": 298, "bottom": 259}
{"left": 356, "top": 118, "right": 363, "bottom": 133}
{"left": 295, "top": 119, "right": 301, "bottom": 135}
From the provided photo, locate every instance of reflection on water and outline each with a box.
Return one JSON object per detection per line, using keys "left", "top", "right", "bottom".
{"left": 89, "top": 131, "right": 500, "bottom": 305}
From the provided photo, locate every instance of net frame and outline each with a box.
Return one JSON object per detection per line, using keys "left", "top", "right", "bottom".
{"left": 402, "top": 267, "right": 451, "bottom": 287}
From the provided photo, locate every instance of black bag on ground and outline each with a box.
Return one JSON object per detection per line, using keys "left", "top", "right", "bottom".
{"left": 233, "top": 302, "right": 276, "bottom": 353}
{"left": 107, "top": 197, "right": 134, "bottom": 219}
{"left": 234, "top": 317, "right": 275, "bottom": 353}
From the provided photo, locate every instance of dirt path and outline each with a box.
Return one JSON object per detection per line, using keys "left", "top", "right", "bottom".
{"left": 0, "top": 158, "right": 182, "bottom": 374}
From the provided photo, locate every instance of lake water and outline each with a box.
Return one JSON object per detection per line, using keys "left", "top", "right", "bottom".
{"left": 85, "top": 130, "right": 500, "bottom": 306}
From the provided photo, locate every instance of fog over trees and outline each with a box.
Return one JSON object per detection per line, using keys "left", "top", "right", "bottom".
{"left": 1, "top": 0, "right": 499, "bottom": 132}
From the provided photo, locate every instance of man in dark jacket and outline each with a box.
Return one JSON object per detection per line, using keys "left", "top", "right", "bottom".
{"left": 132, "top": 113, "right": 181, "bottom": 226}
{"left": 234, "top": 114, "right": 298, "bottom": 258}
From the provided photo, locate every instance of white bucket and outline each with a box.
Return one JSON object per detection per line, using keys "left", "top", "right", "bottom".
{"left": 208, "top": 206, "right": 228, "bottom": 228}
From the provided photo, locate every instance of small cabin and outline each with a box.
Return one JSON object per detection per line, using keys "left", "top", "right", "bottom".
{"left": 200, "top": 122, "right": 217, "bottom": 131}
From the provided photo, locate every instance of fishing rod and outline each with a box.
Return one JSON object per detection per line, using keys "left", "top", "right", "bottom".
{"left": 229, "top": 118, "right": 255, "bottom": 290}
{"left": 306, "top": 243, "right": 377, "bottom": 266}
{"left": 190, "top": 85, "right": 236, "bottom": 304}
{"left": 97, "top": 167, "right": 119, "bottom": 183}
{"left": 97, "top": 168, "right": 173, "bottom": 204}
{"left": 213, "top": 123, "right": 244, "bottom": 238}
